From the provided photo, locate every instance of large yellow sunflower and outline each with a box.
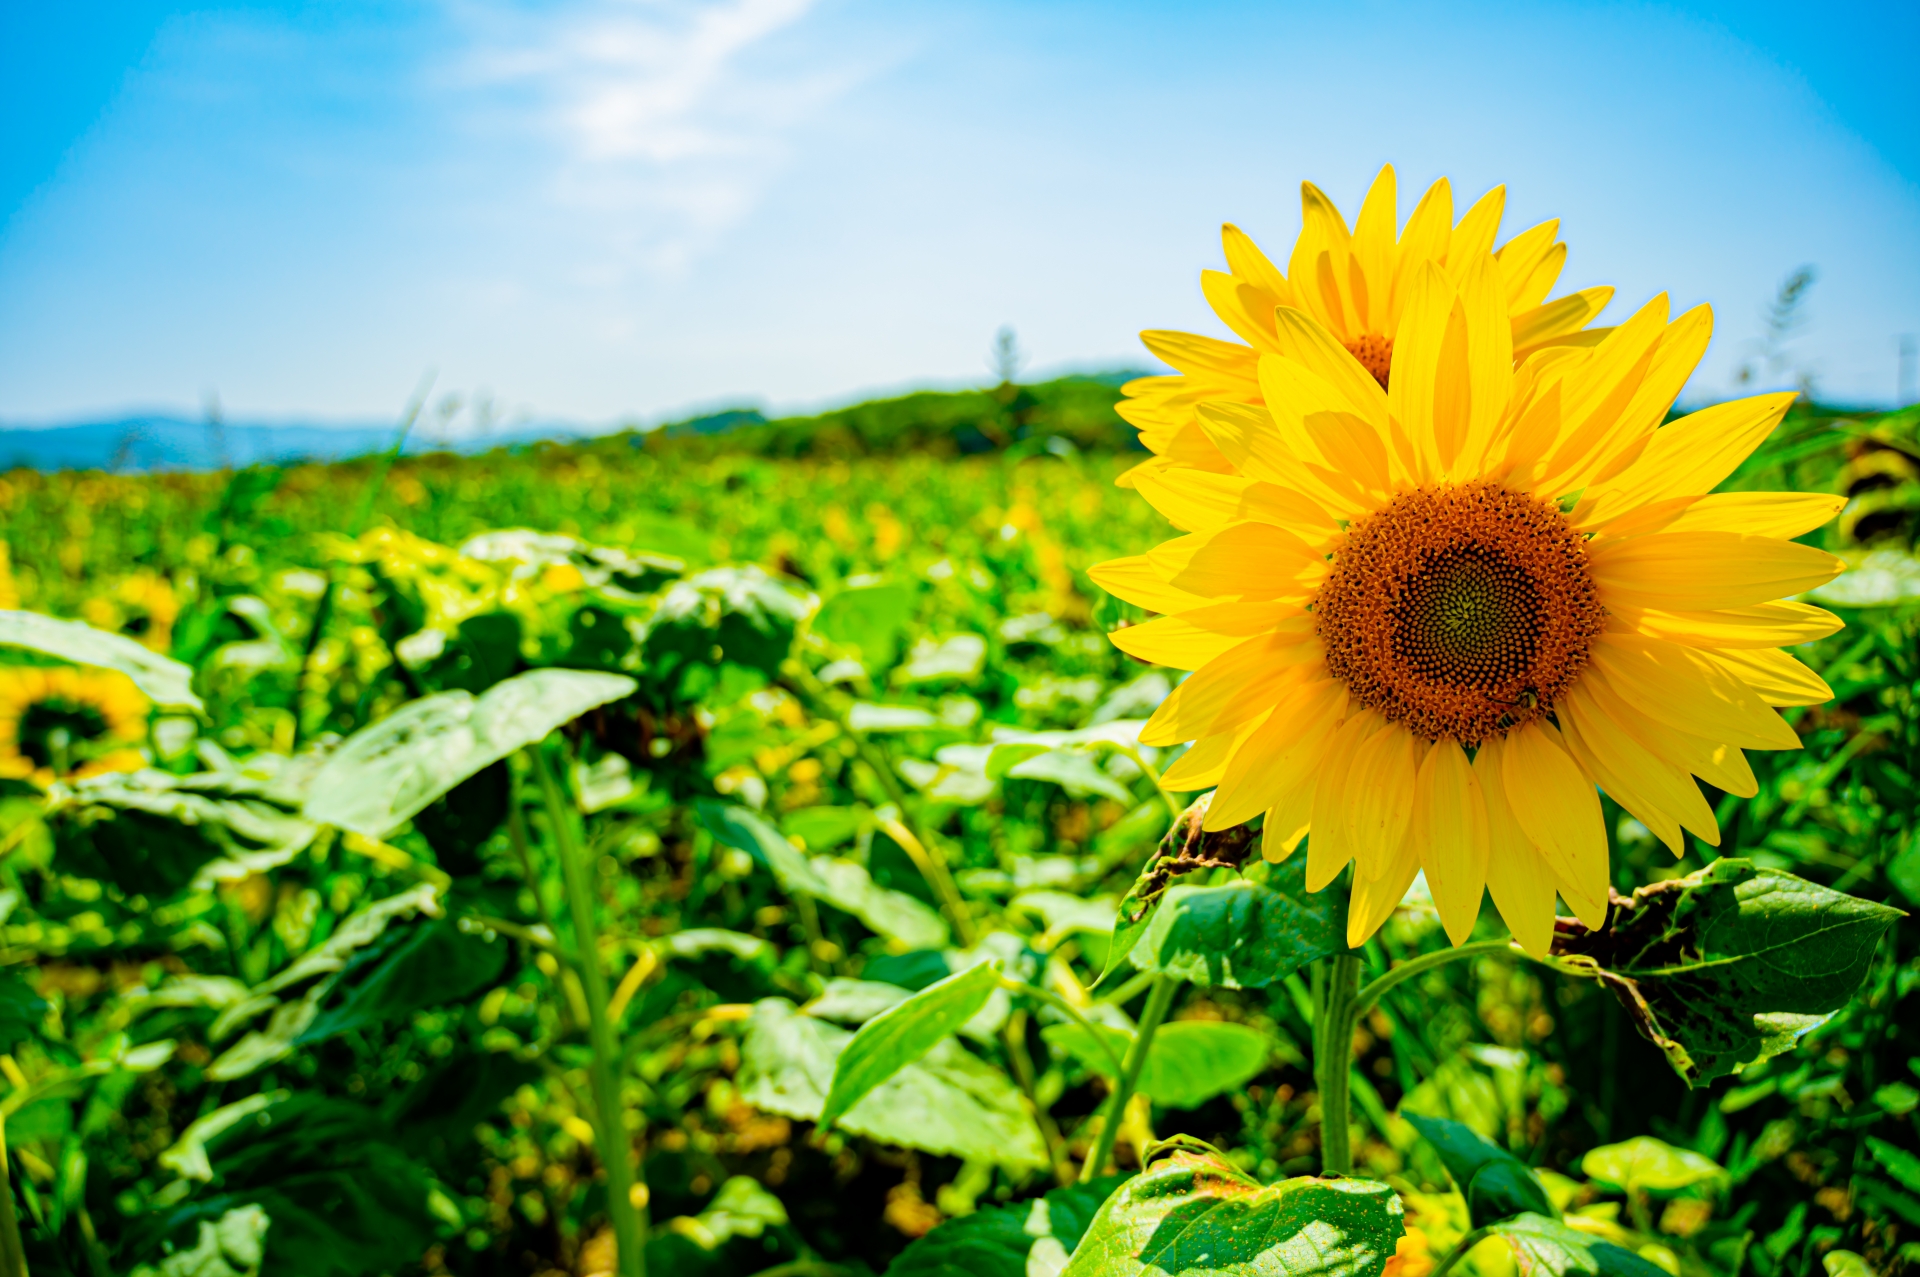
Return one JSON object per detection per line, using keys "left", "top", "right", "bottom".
{"left": 0, "top": 666, "right": 149, "bottom": 787}
{"left": 1094, "top": 250, "right": 1846, "bottom": 956}
{"left": 1118, "top": 166, "right": 1613, "bottom": 479}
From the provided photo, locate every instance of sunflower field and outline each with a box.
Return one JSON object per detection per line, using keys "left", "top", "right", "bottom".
{"left": 3, "top": 185, "right": 1920, "bottom": 1277}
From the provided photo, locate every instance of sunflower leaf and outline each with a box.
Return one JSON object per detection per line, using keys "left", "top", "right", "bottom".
{"left": 0, "top": 609, "right": 203, "bottom": 711}
{"left": 1551, "top": 859, "right": 1903, "bottom": 1085}
{"left": 1058, "top": 1144, "right": 1403, "bottom": 1277}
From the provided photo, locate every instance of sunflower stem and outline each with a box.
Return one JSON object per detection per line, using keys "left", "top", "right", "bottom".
{"left": 1316, "top": 939, "right": 1525, "bottom": 1174}
{"left": 1314, "top": 953, "right": 1362, "bottom": 1174}
{"left": 1079, "top": 974, "right": 1178, "bottom": 1183}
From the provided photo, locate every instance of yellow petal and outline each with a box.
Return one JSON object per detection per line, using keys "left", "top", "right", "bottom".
{"left": 1452, "top": 251, "right": 1513, "bottom": 476}
{"left": 1306, "top": 710, "right": 1382, "bottom": 891}
{"left": 1347, "top": 834, "right": 1420, "bottom": 949}
{"left": 1388, "top": 261, "right": 1457, "bottom": 480}
{"left": 1705, "top": 646, "right": 1833, "bottom": 706}
{"left": 1662, "top": 491, "right": 1848, "bottom": 539}
{"left": 1089, "top": 555, "right": 1209, "bottom": 614}
{"left": 1501, "top": 721, "right": 1609, "bottom": 929}
{"left": 1560, "top": 681, "right": 1718, "bottom": 851}
{"left": 1205, "top": 678, "right": 1347, "bottom": 829}
{"left": 1154, "top": 522, "right": 1324, "bottom": 601}
{"left": 1159, "top": 717, "right": 1263, "bottom": 791}
{"left": 1202, "top": 270, "right": 1283, "bottom": 352}
{"left": 1343, "top": 166, "right": 1395, "bottom": 330}
{"left": 1531, "top": 295, "right": 1671, "bottom": 495}
{"left": 1493, "top": 219, "right": 1560, "bottom": 308}
{"left": 1390, "top": 177, "right": 1453, "bottom": 329}
{"left": 1508, "top": 238, "right": 1566, "bottom": 312}
{"left": 1578, "top": 670, "right": 1760, "bottom": 798}
{"left": 1589, "top": 631, "right": 1801, "bottom": 751}
{"left": 1130, "top": 464, "right": 1251, "bottom": 533}
{"left": 1292, "top": 182, "right": 1357, "bottom": 336}
{"left": 1107, "top": 602, "right": 1303, "bottom": 669}
{"left": 1619, "top": 600, "right": 1844, "bottom": 649}
{"left": 1511, "top": 286, "right": 1613, "bottom": 354}
{"left": 1474, "top": 738, "right": 1560, "bottom": 958}
{"left": 1139, "top": 632, "right": 1320, "bottom": 746}
{"left": 1448, "top": 185, "right": 1505, "bottom": 268}
{"left": 1577, "top": 391, "right": 1799, "bottom": 524}
{"left": 1416, "top": 738, "right": 1490, "bottom": 946}
{"left": 1140, "top": 329, "right": 1260, "bottom": 384}
{"left": 1348, "top": 725, "right": 1420, "bottom": 881}
{"left": 1222, "top": 223, "right": 1295, "bottom": 307}
{"left": 1589, "top": 531, "right": 1846, "bottom": 610}
{"left": 1270, "top": 308, "right": 1391, "bottom": 429}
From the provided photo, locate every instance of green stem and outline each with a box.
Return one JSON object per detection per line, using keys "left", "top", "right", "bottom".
{"left": 1079, "top": 975, "right": 1178, "bottom": 1183}
{"left": 1000, "top": 978, "right": 1126, "bottom": 1081}
{"left": 1348, "top": 940, "right": 1516, "bottom": 1022}
{"left": 1428, "top": 1225, "right": 1493, "bottom": 1277}
{"left": 1315, "top": 939, "right": 1525, "bottom": 1175}
{"left": 1315, "top": 953, "right": 1361, "bottom": 1174}
{"left": 530, "top": 746, "right": 647, "bottom": 1277}
{"left": 0, "top": 1116, "right": 26, "bottom": 1277}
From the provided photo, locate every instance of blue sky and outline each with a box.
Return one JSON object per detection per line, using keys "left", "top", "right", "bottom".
{"left": 2, "top": 0, "right": 1916, "bottom": 430}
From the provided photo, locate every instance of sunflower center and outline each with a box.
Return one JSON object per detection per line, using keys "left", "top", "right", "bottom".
{"left": 1313, "top": 482, "right": 1604, "bottom": 743}
{"left": 19, "top": 700, "right": 110, "bottom": 770}
{"left": 1343, "top": 334, "right": 1393, "bottom": 390}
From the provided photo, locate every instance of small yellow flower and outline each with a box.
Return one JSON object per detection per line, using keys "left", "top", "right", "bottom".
{"left": 1098, "top": 228, "right": 1845, "bottom": 953}
{"left": 0, "top": 666, "right": 149, "bottom": 787}
{"left": 1116, "top": 166, "right": 1612, "bottom": 476}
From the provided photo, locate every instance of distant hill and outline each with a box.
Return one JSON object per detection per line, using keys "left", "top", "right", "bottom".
{"left": 1, "top": 370, "right": 1154, "bottom": 472}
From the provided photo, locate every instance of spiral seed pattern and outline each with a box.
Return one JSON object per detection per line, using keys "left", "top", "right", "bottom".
{"left": 1314, "top": 482, "right": 1604, "bottom": 742}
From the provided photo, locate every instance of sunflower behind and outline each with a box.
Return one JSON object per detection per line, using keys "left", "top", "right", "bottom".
{"left": 1116, "top": 166, "right": 1618, "bottom": 481}
{"left": 0, "top": 666, "right": 150, "bottom": 787}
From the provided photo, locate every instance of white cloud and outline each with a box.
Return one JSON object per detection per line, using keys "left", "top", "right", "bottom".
{"left": 441, "top": 0, "right": 858, "bottom": 274}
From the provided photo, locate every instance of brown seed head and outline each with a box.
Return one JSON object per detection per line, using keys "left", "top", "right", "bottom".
{"left": 1314, "top": 482, "right": 1604, "bottom": 743}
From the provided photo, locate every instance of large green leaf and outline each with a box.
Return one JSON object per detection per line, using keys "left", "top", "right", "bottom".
{"left": 303, "top": 668, "right": 636, "bottom": 836}
{"left": 1059, "top": 1144, "right": 1403, "bottom": 1277}
{"left": 0, "top": 609, "right": 203, "bottom": 710}
{"left": 814, "top": 580, "right": 916, "bottom": 666}
{"left": 1404, "top": 1114, "right": 1553, "bottom": 1226}
{"left": 738, "top": 998, "right": 1048, "bottom": 1168}
{"left": 1128, "top": 871, "right": 1345, "bottom": 989}
{"left": 821, "top": 961, "right": 1002, "bottom": 1127}
{"left": 1041, "top": 1021, "right": 1271, "bottom": 1110}
{"left": 1553, "top": 859, "right": 1903, "bottom": 1084}
{"left": 1093, "top": 797, "right": 1255, "bottom": 989}
{"left": 886, "top": 1176, "right": 1127, "bottom": 1277}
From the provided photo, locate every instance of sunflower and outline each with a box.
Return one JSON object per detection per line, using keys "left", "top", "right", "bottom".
{"left": 1094, "top": 250, "right": 1846, "bottom": 955}
{"left": 1117, "top": 166, "right": 1613, "bottom": 480}
{"left": 0, "top": 666, "right": 149, "bottom": 787}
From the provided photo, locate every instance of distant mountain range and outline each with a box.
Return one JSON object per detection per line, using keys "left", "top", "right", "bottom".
{"left": 0, "top": 415, "right": 599, "bottom": 473}
{"left": 2, "top": 371, "right": 1152, "bottom": 472}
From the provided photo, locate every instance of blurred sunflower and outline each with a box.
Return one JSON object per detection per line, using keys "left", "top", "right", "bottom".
{"left": 0, "top": 667, "right": 149, "bottom": 787}
{"left": 1118, "top": 166, "right": 1613, "bottom": 479}
{"left": 80, "top": 571, "right": 180, "bottom": 652}
{"left": 1095, "top": 252, "right": 1846, "bottom": 954}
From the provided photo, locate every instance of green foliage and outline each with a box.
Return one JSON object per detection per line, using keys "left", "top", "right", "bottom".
{"left": 0, "top": 399, "right": 1913, "bottom": 1275}
{"left": 820, "top": 960, "right": 1003, "bottom": 1128}
{"left": 1404, "top": 1113, "right": 1554, "bottom": 1226}
{"left": 1555, "top": 858, "right": 1904, "bottom": 1083}
{"left": 887, "top": 1176, "right": 1126, "bottom": 1276}
{"left": 0, "top": 609, "right": 204, "bottom": 710}
{"left": 1060, "top": 1143, "right": 1403, "bottom": 1277}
